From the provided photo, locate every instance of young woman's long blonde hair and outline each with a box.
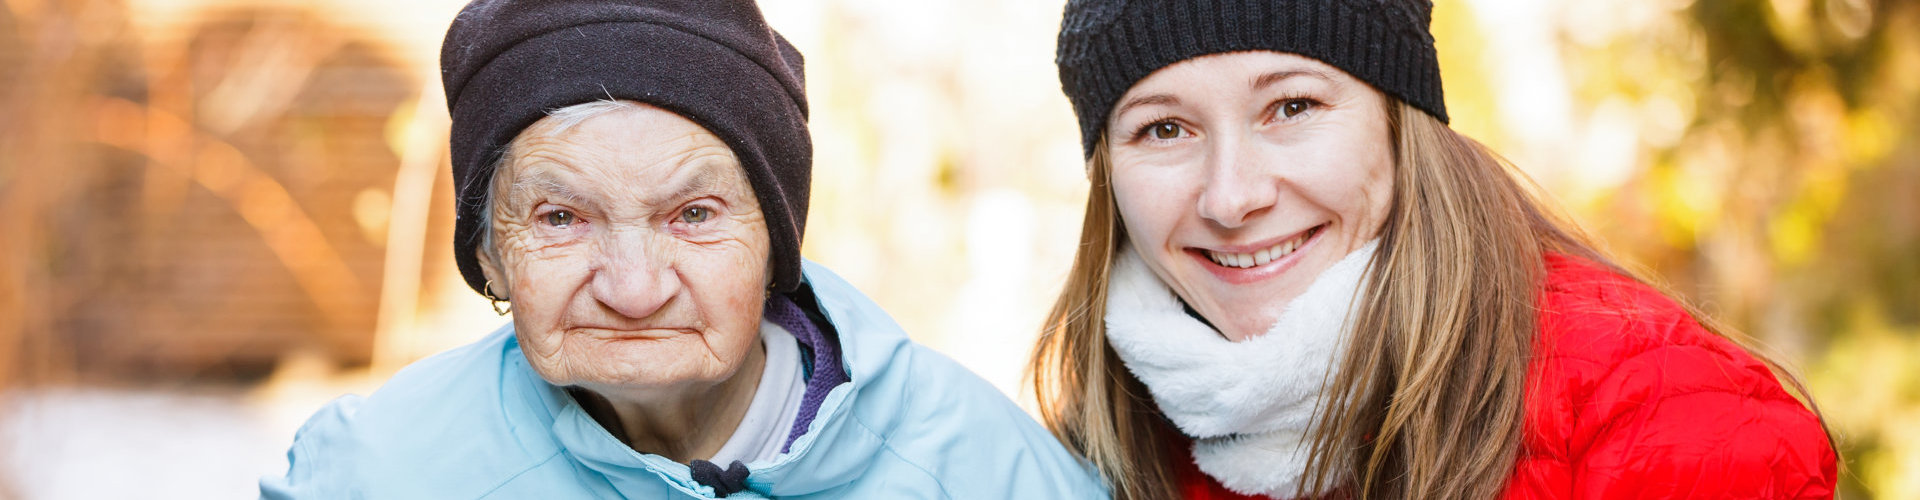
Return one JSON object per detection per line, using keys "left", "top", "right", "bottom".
{"left": 1028, "top": 99, "right": 1831, "bottom": 499}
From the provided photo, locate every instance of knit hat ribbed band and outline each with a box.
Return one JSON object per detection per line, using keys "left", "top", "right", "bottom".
{"left": 1056, "top": 0, "right": 1448, "bottom": 158}
{"left": 441, "top": 0, "right": 812, "bottom": 295}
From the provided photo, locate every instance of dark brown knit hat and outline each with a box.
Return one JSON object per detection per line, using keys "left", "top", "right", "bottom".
{"left": 441, "top": 0, "right": 811, "bottom": 295}
{"left": 1056, "top": 0, "right": 1448, "bottom": 158}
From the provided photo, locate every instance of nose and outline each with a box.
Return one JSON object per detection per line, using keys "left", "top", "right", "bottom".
{"left": 588, "top": 228, "right": 681, "bottom": 320}
{"left": 1195, "top": 133, "right": 1278, "bottom": 228}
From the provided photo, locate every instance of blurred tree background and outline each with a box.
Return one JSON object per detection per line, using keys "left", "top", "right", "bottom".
{"left": 1538, "top": 1, "right": 1920, "bottom": 495}
{"left": 0, "top": 0, "right": 1915, "bottom": 498}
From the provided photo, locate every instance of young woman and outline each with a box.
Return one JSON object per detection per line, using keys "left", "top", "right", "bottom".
{"left": 1030, "top": 1, "right": 1838, "bottom": 499}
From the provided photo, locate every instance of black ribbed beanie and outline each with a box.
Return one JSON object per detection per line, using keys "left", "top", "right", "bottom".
{"left": 1056, "top": 0, "right": 1448, "bottom": 158}
{"left": 441, "top": 0, "right": 811, "bottom": 296}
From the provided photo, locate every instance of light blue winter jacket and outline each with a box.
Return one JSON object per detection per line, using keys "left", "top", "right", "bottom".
{"left": 260, "top": 260, "right": 1107, "bottom": 499}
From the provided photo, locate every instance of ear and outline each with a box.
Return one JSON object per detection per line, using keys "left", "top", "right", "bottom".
{"left": 477, "top": 244, "right": 508, "bottom": 299}
{"left": 477, "top": 150, "right": 516, "bottom": 299}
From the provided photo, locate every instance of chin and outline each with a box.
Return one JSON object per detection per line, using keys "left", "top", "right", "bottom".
{"left": 534, "top": 343, "right": 723, "bottom": 389}
{"left": 1210, "top": 304, "right": 1281, "bottom": 341}
{"left": 558, "top": 364, "right": 732, "bottom": 399}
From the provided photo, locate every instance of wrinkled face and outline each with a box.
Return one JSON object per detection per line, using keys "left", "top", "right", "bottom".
{"left": 479, "top": 102, "right": 770, "bottom": 400}
{"left": 1105, "top": 51, "right": 1394, "bottom": 341}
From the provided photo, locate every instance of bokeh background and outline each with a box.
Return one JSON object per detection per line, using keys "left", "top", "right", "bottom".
{"left": 1, "top": 0, "right": 1915, "bottom": 497}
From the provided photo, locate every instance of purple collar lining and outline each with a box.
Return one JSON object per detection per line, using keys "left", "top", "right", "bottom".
{"left": 762, "top": 292, "right": 848, "bottom": 453}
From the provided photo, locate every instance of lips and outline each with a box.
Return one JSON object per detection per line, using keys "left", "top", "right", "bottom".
{"left": 1202, "top": 225, "right": 1323, "bottom": 269}
{"left": 567, "top": 324, "right": 694, "bottom": 340}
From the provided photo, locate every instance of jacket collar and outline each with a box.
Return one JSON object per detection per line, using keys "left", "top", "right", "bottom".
{"left": 503, "top": 259, "right": 900, "bottom": 498}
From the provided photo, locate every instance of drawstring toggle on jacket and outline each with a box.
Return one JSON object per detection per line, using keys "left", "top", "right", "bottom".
{"left": 689, "top": 459, "right": 750, "bottom": 498}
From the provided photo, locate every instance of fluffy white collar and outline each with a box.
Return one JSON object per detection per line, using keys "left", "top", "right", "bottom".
{"left": 1104, "top": 240, "right": 1377, "bottom": 498}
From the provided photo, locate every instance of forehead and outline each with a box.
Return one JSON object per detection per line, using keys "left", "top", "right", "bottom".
{"left": 502, "top": 103, "right": 748, "bottom": 199}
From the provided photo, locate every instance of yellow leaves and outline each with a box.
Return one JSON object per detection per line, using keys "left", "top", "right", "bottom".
{"left": 1844, "top": 109, "right": 1897, "bottom": 168}
{"left": 1827, "top": 0, "right": 1877, "bottom": 41}
{"left": 1432, "top": 0, "right": 1498, "bottom": 142}
{"left": 1767, "top": 195, "right": 1824, "bottom": 266}
{"left": 1649, "top": 159, "right": 1715, "bottom": 248}
{"left": 1768, "top": 0, "right": 1821, "bottom": 57}
{"left": 1763, "top": 157, "right": 1844, "bottom": 267}
{"left": 1769, "top": 0, "right": 1879, "bottom": 56}
{"left": 1809, "top": 303, "right": 1920, "bottom": 498}
{"left": 1763, "top": 80, "right": 1878, "bottom": 267}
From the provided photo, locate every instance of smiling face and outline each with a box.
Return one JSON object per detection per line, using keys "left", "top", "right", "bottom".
{"left": 1105, "top": 51, "right": 1394, "bottom": 341}
{"left": 479, "top": 101, "right": 771, "bottom": 402}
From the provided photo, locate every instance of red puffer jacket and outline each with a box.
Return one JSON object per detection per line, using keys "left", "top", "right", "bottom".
{"left": 1175, "top": 254, "right": 1837, "bottom": 499}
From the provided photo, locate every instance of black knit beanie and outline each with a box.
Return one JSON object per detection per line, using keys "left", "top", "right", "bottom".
{"left": 1056, "top": 0, "right": 1448, "bottom": 158}
{"left": 441, "top": 0, "right": 811, "bottom": 295}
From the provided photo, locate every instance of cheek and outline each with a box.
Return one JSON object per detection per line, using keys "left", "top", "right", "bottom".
{"left": 1355, "top": 111, "right": 1397, "bottom": 233}
{"left": 1347, "top": 142, "right": 1395, "bottom": 235}
{"left": 501, "top": 240, "right": 591, "bottom": 347}
{"left": 1301, "top": 130, "right": 1394, "bottom": 236}
{"left": 685, "top": 247, "right": 766, "bottom": 299}
{"left": 680, "top": 223, "right": 773, "bottom": 334}
{"left": 1108, "top": 162, "right": 1194, "bottom": 246}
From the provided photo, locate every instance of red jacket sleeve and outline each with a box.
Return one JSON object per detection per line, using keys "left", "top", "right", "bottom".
{"left": 1507, "top": 256, "right": 1839, "bottom": 499}
{"left": 1563, "top": 317, "right": 1836, "bottom": 498}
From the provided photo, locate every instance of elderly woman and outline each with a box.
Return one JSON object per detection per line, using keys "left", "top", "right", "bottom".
{"left": 260, "top": 1, "right": 1103, "bottom": 498}
{"left": 1029, "top": 1, "right": 1837, "bottom": 499}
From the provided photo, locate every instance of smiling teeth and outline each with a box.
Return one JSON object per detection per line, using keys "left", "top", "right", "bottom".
{"left": 1206, "top": 227, "right": 1319, "bottom": 269}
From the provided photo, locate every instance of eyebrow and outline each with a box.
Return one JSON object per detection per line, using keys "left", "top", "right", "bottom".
{"left": 512, "top": 163, "right": 725, "bottom": 209}
{"left": 1112, "top": 69, "right": 1339, "bottom": 120}
{"left": 509, "top": 167, "right": 590, "bottom": 209}
{"left": 505, "top": 153, "right": 731, "bottom": 218}
{"left": 1112, "top": 94, "right": 1181, "bottom": 120}
{"left": 656, "top": 163, "right": 724, "bottom": 206}
{"left": 1251, "top": 69, "right": 1335, "bottom": 90}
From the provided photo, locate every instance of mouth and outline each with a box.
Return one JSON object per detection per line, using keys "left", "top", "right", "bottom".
{"left": 1198, "top": 224, "right": 1325, "bottom": 269}
{"left": 568, "top": 326, "right": 694, "bottom": 340}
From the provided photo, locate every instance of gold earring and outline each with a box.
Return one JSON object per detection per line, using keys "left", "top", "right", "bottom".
{"left": 483, "top": 279, "right": 511, "bottom": 316}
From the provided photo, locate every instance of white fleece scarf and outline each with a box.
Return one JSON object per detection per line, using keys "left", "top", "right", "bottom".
{"left": 1104, "top": 239, "right": 1377, "bottom": 498}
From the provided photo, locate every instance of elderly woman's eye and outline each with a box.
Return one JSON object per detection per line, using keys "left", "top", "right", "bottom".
{"left": 679, "top": 206, "right": 713, "bottom": 224}
{"left": 543, "top": 210, "right": 577, "bottom": 228}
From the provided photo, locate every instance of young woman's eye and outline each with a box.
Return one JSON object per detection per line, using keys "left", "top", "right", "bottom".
{"left": 1137, "top": 121, "right": 1188, "bottom": 141}
{"left": 543, "top": 210, "right": 578, "bottom": 228}
{"left": 1152, "top": 122, "right": 1185, "bottom": 140}
{"left": 679, "top": 206, "right": 713, "bottom": 224}
{"left": 1276, "top": 98, "right": 1320, "bottom": 119}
